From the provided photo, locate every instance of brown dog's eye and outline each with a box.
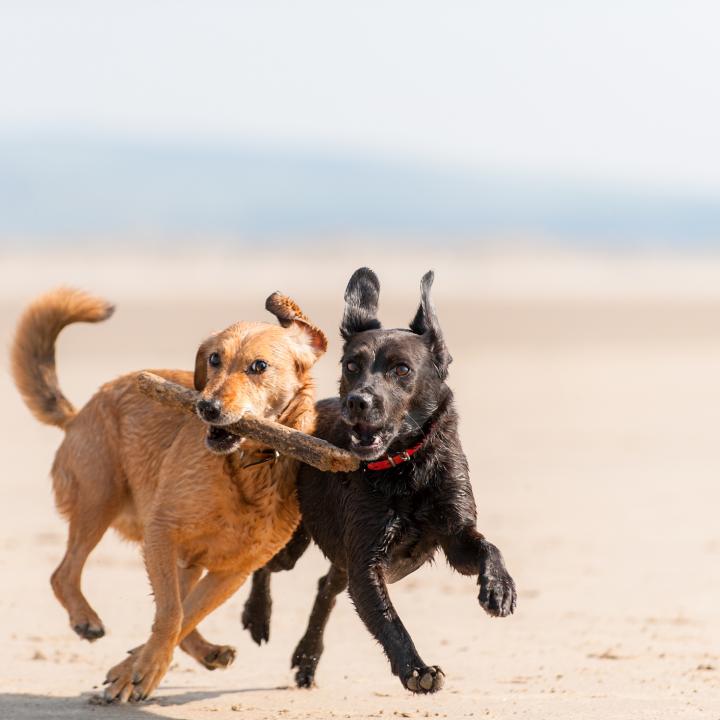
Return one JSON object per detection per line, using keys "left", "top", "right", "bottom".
{"left": 249, "top": 359, "right": 268, "bottom": 374}
{"left": 208, "top": 352, "right": 221, "bottom": 368}
{"left": 394, "top": 364, "right": 411, "bottom": 377}
{"left": 345, "top": 360, "right": 359, "bottom": 374}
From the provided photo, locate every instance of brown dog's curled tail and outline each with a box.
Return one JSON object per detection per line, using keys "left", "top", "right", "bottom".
{"left": 11, "top": 287, "right": 115, "bottom": 429}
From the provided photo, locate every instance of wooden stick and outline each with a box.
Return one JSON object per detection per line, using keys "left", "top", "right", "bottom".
{"left": 136, "top": 371, "right": 360, "bottom": 473}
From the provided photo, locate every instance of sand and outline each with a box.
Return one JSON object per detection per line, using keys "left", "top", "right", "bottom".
{"left": 0, "top": 248, "right": 718, "bottom": 720}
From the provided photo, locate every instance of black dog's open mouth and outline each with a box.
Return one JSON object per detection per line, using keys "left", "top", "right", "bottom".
{"left": 205, "top": 425, "right": 242, "bottom": 455}
{"left": 349, "top": 423, "right": 386, "bottom": 459}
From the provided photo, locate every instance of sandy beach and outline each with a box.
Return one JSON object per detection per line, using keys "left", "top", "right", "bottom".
{"left": 0, "top": 248, "right": 718, "bottom": 720}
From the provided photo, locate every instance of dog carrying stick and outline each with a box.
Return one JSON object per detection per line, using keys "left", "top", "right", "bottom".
{"left": 136, "top": 372, "right": 359, "bottom": 473}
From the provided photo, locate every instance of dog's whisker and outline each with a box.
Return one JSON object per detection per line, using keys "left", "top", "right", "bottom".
{"left": 405, "top": 413, "right": 427, "bottom": 438}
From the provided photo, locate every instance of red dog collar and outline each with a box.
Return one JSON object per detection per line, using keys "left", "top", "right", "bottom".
{"left": 365, "top": 438, "right": 426, "bottom": 471}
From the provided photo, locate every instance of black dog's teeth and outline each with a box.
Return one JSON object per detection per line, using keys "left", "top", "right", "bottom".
{"left": 350, "top": 424, "right": 382, "bottom": 448}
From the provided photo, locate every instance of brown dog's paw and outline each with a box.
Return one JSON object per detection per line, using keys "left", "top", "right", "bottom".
{"left": 103, "top": 644, "right": 172, "bottom": 703}
{"left": 102, "top": 653, "right": 136, "bottom": 703}
{"left": 73, "top": 621, "right": 105, "bottom": 641}
{"left": 181, "top": 633, "right": 236, "bottom": 670}
{"left": 479, "top": 570, "right": 517, "bottom": 618}
{"left": 200, "top": 644, "right": 236, "bottom": 670}
{"left": 402, "top": 665, "right": 445, "bottom": 694}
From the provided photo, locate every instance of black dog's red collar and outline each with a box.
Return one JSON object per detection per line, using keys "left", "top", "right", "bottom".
{"left": 365, "top": 438, "right": 426, "bottom": 471}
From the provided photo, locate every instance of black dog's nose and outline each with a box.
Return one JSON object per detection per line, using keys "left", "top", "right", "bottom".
{"left": 346, "top": 393, "right": 370, "bottom": 414}
{"left": 197, "top": 398, "right": 222, "bottom": 422}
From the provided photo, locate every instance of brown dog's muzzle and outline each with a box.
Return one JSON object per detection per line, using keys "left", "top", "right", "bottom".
{"left": 196, "top": 396, "right": 246, "bottom": 455}
{"left": 197, "top": 397, "right": 222, "bottom": 423}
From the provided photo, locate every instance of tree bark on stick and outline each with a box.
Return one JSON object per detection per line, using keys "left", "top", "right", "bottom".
{"left": 136, "top": 371, "right": 360, "bottom": 473}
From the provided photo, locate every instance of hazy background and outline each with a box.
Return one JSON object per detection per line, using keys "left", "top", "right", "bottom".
{"left": 2, "top": 0, "right": 720, "bottom": 247}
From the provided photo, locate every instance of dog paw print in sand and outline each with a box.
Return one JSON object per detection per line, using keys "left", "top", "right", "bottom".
{"left": 588, "top": 648, "right": 635, "bottom": 660}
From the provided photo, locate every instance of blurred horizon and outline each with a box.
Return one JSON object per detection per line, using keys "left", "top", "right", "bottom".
{"left": 2, "top": 133, "right": 720, "bottom": 248}
{"left": 3, "top": 2, "right": 720, "bottom": 249}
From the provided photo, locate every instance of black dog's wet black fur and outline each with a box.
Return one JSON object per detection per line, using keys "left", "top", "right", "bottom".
{"left": 242, "top": 268, "right": 516, "bottom": 694}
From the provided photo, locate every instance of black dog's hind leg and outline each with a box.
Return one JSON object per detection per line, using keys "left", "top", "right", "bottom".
{"left": 441, "top": 526, "right": 516, "bottom": 617}
{"left": 241, "top": 569, "right": 273, "bottom": 645}
{"left": 348, "top": 562, "right": 445, "bottom": 694}
{"left": 291, "top": 563, "right": 348, "bottom": 688}
{"left": 241, "top": 523, "right": 311, "bottom": 645}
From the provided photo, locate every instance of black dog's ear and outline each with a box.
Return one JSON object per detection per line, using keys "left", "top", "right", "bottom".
{"left": 409, "top": 270, "right": 452, "bottom": 379}
{"left": 340, "top": 267, "right": 382, "bottom": 340}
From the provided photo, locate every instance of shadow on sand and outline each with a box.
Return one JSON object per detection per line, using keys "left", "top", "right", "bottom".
{"left": 0, "top": 686, "right": 289, "bottom": 719}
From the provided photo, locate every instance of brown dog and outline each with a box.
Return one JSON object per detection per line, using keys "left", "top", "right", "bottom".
{"left": 11, "top": 287, "right": 327, "bottom": 702}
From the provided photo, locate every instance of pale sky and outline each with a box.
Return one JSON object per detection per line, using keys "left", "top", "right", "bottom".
{"left": 2, "top": 1, "right": 720, "bottom": 193}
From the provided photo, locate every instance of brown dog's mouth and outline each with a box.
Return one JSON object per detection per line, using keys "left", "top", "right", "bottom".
{"left": 205, "top": 425, "right": 242, "bottom": 455}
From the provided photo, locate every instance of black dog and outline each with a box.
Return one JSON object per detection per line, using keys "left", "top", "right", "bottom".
{"left": 242, "top": 267, "right": 516, "bottom": 694}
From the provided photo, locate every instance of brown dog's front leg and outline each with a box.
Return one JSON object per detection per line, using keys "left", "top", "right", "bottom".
{"left": 178, "top": 569, "right": 249, "bottom": 645}
{"left": 441, "top": 526, "right": 517, "bottom": 617}
{"left": 179, "top": 566, "right": 237, "bottom": 671}
{"left": 104, "top": 523, "right": 182, "bottom": 703}
{"left": 104, "top": 564, "right": 248, "bottom": 703}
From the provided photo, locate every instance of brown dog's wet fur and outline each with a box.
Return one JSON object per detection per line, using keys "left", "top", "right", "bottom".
{"left": 10, "top": 287, "right": 327, "bottom": 702}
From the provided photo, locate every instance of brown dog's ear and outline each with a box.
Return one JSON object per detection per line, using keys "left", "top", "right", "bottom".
{"left": 265, "top": 292, "right": 328, "bottom": 359}
{"left": 409, "top": 270, "right": 452, "bottom": 380}
{"left": 194, "top": 342, "right": 209, "bottom": 391}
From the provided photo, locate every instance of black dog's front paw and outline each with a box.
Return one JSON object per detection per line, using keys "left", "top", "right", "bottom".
{"left": 478, "top": 539, "right": 517, "bottom": 617}
{"left": 479, "top": 570, "right": 516, "bottom": 617}
{"left": 402, "top": 665, "right": 445, "bottom": 694}
{"left": 291, "top": 645, "right": 320, "bottom": 689}
{"left": 241, "top": 595, "right": 271, "bottom": 645}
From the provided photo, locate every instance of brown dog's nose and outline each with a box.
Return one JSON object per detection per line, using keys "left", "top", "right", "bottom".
{"left": 197, "top": 398, "right": 222, "bottom": 422}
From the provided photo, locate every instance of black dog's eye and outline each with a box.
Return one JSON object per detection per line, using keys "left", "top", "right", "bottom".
{"left": 208, "top": 352, "right": 221, "bottom": 368}
{"left": 248, "top": 359, "right": 268, "bottom": 374}
{"left": 345, "top": 360, "right": 359, "bottom": 374}
{"left": 394, "top": 364, "right": 411, "bottom": 377}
